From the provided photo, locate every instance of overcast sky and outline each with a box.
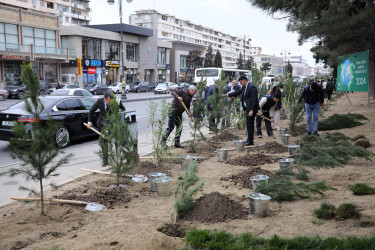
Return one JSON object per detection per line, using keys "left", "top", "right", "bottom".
{"left": 90, "top": 0, "right": 318, "bottom": 66}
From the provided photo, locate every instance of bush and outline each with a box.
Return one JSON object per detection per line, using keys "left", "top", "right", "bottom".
{"left": 336, "top": 203, "right": 361, "bottom": 220}
{"left": 314, "top": 202, "right": 337, "bottom": 219}
{"left": 319, "top": 113, "right": 368, "bottom": 131}
{"left": 349, "top": 183, "right": 375, "bottom": 195}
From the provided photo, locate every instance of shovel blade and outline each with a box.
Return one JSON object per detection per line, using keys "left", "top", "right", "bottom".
{"left": 84, "top": 202, "right": 107, "bottom": 212}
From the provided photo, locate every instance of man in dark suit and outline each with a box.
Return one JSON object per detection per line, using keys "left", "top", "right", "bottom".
{"left": 87, "top": 91, "right": 126, "bottom": 167}
{"left": 227, "top": 76, "right": 259, "bottom": 146}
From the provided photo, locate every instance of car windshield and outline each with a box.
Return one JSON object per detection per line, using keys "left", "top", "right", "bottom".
{"left": 157, "top": 84, "right": 166, "bottom": 87}
{"left": 50, "top": 90, "right": 70, "bottom": 95}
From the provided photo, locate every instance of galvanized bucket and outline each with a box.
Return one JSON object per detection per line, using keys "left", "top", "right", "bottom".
{"left": 148, "top": 172, "right": 166, "bottom": 192}
{"left": 154, "top": 176, "right": 172, "bottom": 197}
{"left": 280, "top": 134, "right": 291, "bottom": 145}
{"left": 279, "top": 128, "right": 288, "bottom": 136}
{"left": 285, "top": 110, "right": 291, "bottom": 120}
{"left": 250, "top": 175, "right": 269, "bottom": 191}
{"left": 233, "top": 140, "right": 245, "bottom": 152}
{"left": 180, "top": 155, "right": 198, "bottom": 171}
{"left": 249, "top": 193, "right": 271, "bottom": 218}
{"left": 217, "top": 148, "right": 229, "bottom": 162}
{"left": 288, "top": 144, "right": 301, "bottom": 156}
{"left": 278, "top": 158, "right": 295, "bottom": 169}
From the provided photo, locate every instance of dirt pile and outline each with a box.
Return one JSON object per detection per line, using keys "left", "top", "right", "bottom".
{"left": 226, "top": 153, "right": 276, "bottom": 166}
{"left": 221, "top": 167, "right": 278, "bottom": 189}
{"left": 352, "top": 134, "right": 370, "bottom": 148}
{"left": 157, "top": 224, "right": 187, "bottom": 238}
{"left": 247, "top": 141, "right": 288, "bottom": 154}
{"left": 183, "top": 192, "right": 248, "bottom": 223}
{"left": 57, "top": 186, "right": 132, "bottom": 209}
{"left": 210, "top": 130, "right": 240, "bottom": 142}
{"left": 130, "top": 161, "right": 166, "bottom": 176}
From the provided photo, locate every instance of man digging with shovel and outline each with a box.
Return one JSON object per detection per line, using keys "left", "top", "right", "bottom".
{"left": 256, "top": 92, "right": 282, "bottom": 139}
{"left": 162, "top": 85, "right": 197, "bottom": 148}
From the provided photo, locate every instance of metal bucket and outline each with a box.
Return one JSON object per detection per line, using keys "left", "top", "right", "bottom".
{"left": 148, "top": 172, "right": 166, "bottom": 192}
{"left": 233, "top": 140, "right": 245, "bottom": 152}
{"left": 217, "top": 148, "right": 229, "bottom": 162}
{"left": 278, "top": 158, "right": 295, "bottom": 169}
{"left": 279, "top": 129, "right": 288, "bottom": 136}
{"left": 285, "top": 110, "right": 291, "bottom": 120}
{"left": 249, "top": 193, "right": 271, "bottom": 218}
{"left": 250, "top": 175, "right": 269, "bottom": 191}
{"left": 180, "top": 155, "right": 198, "bottom": 171}
{"left": 280, "top": 134, "right": 291, "bottom": 145}
{"left": 155, "top": 176, "right": 172, "bottom": 197}
{"left": 288, "top": 144, "right": 301, "bottom": 156}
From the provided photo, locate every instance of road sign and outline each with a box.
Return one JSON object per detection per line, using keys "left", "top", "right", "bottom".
{"left": 337, "top": 50, "right": 369, "bottom": 92}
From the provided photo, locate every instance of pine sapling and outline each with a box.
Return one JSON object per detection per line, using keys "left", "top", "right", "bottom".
{"left": 189, "top": 80, "right": 206, "bottom": 153}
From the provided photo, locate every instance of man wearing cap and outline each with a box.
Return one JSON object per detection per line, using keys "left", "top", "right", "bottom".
{"left": 298, "top": 81, "right": 324, "bottom": 136}
{"left": 256, "top": 92, "right": 282, "bottom": 139}
{"left": 162, "top": 85, "right": 197, "bottom": 148}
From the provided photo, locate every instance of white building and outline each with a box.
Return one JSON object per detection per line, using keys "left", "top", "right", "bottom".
{"left": 253, "top": 54, "right": 283, "bottom": 76}
{"left": 56, "top": 0, "right": 92, "bottom": 26}
{"left": 289, "top": 56, "right": 309, "bottom": 77}
{"left": 129, "top": 10, "right": 255, "bottom": 69}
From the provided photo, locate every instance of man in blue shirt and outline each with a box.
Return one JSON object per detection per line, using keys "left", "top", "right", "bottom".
{"left": 298, "top": 82, "right": 325, "bottom": 136}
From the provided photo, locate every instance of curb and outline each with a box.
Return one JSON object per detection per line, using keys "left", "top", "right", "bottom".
{"left": 122, "top": 95, "right": 173, "bottom": 102}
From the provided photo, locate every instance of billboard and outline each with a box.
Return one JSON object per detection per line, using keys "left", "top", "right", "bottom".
{"left": 337, "top": 50, "right": 369, "bottom": 92}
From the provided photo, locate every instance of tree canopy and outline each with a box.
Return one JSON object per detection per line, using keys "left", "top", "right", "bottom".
{"left": 213, "top": 51, "right": 223, "bottom": 68}
{"left": 187, "top": 50, "right": 203, "bottom": 69}
{"left": 204, "top": 45, "right": 214, "bottom": 67}
{"left": 236, "top": 52, "right": 244, "bottom": 69}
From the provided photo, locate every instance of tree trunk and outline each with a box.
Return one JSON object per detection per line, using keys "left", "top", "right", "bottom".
{"left": 40, "top": 179, "right": 45, "bottom": 215}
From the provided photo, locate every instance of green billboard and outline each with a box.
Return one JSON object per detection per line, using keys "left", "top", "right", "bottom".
{"left": 337, "top": 50, "right": 369, "bottom": 92}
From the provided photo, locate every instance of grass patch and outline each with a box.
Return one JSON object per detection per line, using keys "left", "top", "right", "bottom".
{"left": 349, "top": 183, "right": 375, "bottom": 195}
{"left": 311, "top": 218, "right": 325, "bottom": 226}
{"left": 185, "top": 228, "right": 375, "bottom": 249}
{"left": 359, "top": 221, "right": 374, "bottom": 227}
{"left": 255, "top": 179, "right": 336, "bottom": 202}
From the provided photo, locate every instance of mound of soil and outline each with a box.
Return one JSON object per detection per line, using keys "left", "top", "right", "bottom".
{"left": 226, "top": 153, "right": 276, "bottom": 166}
{"left": 210, "top": 130, "right": 240, "bottom": 142}
{"left": 247, "top": 141, "right": 288, "bottom": 154}
{"left": 57, "top": 186, "right": 132, "bottom": 209}
{"left": 129, "top": 161, "right": 165, "bottom": 176}
{"left": 183, "top": 192, "right": 248, "bottom": 223}
{"left": 157, "top": 223, "right": 186, "bottom": 238}
{"left": 221, "top": 167, "right": 278, "bottom": 189}
{"left": 355, "top": 138, "right": 370, "bottom": 148}
{"left": 189, "top": 140, "right": 219, "bottom": 157}
{"left": 353, "top": 134, "right": 367, "bottom": 141}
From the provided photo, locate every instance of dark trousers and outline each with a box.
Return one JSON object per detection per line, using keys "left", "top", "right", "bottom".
{"left": 163, "top": 112, "right": 183, "bottom": 144}
{"left": 99, "top": 127, "right": 108, "bottom": 165}
{"left": 327, "top": 90, "right": 333, "bottom": 100}
{"left": 256, "top": 111, "right": 273, "bottom": 136}
{"left": 246, "top": 113, "right": 255, "bottom": 144}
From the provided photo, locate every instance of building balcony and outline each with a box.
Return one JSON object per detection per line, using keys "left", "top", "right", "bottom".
{"left": 75, "top": 3, "right": 85, "bottom": 9}
{"left": 63, "top": 11, "right": 74, "bottom": 17}
{"left": 0, "top": 43, "right": 29, "bottom": 54}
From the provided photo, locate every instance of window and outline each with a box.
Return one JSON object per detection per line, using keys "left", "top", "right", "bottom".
{"left": 23, "top": 26, "right": 56, "bottom": 50}
{"left": 0, "top": 23, "right": 19, "bottom": 49}
{"left": 40, "top": 0, "right": 45, "bottom": 7}
{"left": 126, "top": 43, "right": 136, "bottom": 62}
{"left": 81, "top": 90, "right": 92, "bottom": 97}
{"left": 73, "top": 90, "right": 83, "bottom": 96}
{"left": 63, "top": 99, "right": 83, "bottom": 110}
{"left": 157, "top": 47, "right": 166, "bottom": 64}
{"left": 47, "top": 1, "right": 54, "bottom": 9}
{"left": 82, "top": 37, "right": 101, "bottom": 59}
{"left": 180, "top": 55, "right": 187, "bottom": 68}
{"left": 105, "top": 40, "right": 119, "bottom": 60}
{"left": 80, "top": 98, "right": 94, "bottom": 110}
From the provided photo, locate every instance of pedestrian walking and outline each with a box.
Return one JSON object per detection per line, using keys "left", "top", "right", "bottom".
{"left": 162, "top": 85, "right": 197, "bottom": 148}
{"left": 326, "top": 79, "right": 334, "bottom": 100}
{"left": 256, "top": 92, "right": 281, "bottom": 139}
{"left": 227, "top": 76, "right": 259, "bottom": 146}
{"left": 298, "top": 82, "right": 324, "bottom": 136}
{"left": 87, "top": 91, "right": 126, "bottom": 167}
{"left": 270, "top": 83, "right": 282, "bottom": 130}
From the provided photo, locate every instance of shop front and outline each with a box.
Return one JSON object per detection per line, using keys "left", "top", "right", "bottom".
{"left": 104, "top": 60, "right": 119, "bottom": 85}
{"left": 0, "top": 54, "right": 30, "bottom": 86}
{"left": 179, "top": 68, "right": 194, "bottom": 83}
{"left": 125, "top": 68, "right": 138, "bottom": 85}
{"left": 44, "top": 63, "right": 58, "bottom": 84}
{"left": 82, "top": 59, "right": 103, "bottom": 86}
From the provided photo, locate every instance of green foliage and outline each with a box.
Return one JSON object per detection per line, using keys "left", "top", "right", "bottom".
{"left": 336, "top": 203, "right": 361, "bottom": 220}
{"left": 245, "top": 56, "right": 254, "bottom": 70}
{"left": 1, "top": 64, "right": 72, "bottom": 215}
{"left": 236, "top": 52, "right": 244, "bottom": 69}
{"left": 319, "top": 113, "right": 368, "bottom": 131}
{"left": 213, "top": 51, "right": 223, "bottom": 68}
{"left": 174, "top": 161, "right": 204, "bottom": 220}
{"left": 251, "top": 68, "right": 262, "bottom": 86}
{"left": 255, "top": 179, "right": 336, "bottom": 202}
{"left": 349, "top": 183, "right": 375, "bottom": 196}
{"left": 260, "top": 62, "right": 271, "bottom": 75}
{"left": 289, "top": 102, "right": 304, "bottom": 136}
{"left": 189, "top": 80, "right": 207, "bottom": 153}
{"left": 187, "top": 50, "right": 203, "bottom": 69}
{"left": 296, "top": 133, "right": 374, "bottom": 168}
{"left": 311, "top": 218, "right": 325, "bottom": 226}
{"left": 185, "top": 228, "right": 375, "bottom": 249}
{"left": 359, "top": 221, "right": 374, "bottom": 227}
{"left": 228, "top": 98, "right": 246, "bottom": 129}
{"left": 147, "top": 99, "right": 177, "bottom": 168}
{"left": 204, "top": 45, "right": 214, "bottom": 67}
{"left": 295, "top": 168, "right": 310, "bottom": 181}
{"left": 314, "top": 202, "right": 337, "bottom": 219}
{"left": 99, "top": 98, "right": 137, "bottom": 186}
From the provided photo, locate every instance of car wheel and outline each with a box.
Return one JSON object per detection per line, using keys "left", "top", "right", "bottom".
{"left": 55, "top": 126, "right": 70, "bottom": 148}
{"left": 39, "top": 90, "right": 46, "bottom": 96}
{"left": 137, "top": 88, "right": 140, "bottom": 93}
{"left": 18, "top": 92, "right": 25, "bottom": 99}
{"left": 0, "top": 95, "right": 3, "bottom": 101}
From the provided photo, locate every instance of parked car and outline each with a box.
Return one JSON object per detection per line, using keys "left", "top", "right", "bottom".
{"left": 0, "top": 96, "right": 104, "bottom": 148}
{"left": 50, "top": 88, "right": 93, "bottom": 98}
{"left": 178, "top": 82, "right": 190, "bottom": 90}
{"left": 154, "top": 83, "right": 170, "bottom": 94}
{"left": 48, "top": 83, "right": 67, "bottom": 94}
{"left": 129, "top": 82, "right": 149, "bottom": 93}
{"left": 5, "top": 80, "right": 49, "bottom": 99}
{"left": 148, "top": 83, "right": 157, "bottom": 92}
{"left": 0, "top": 89, "right": 9, "bottom": 101}
{"left": 85, "top": 84, "right": 110, "bottom": 95}
{"left": 64, "top": 84, "right": 80, "bottom": 89}
{"left": 166, "top": 82, "right": 178, "bottom": 91}
{"left": 108, "top": 82, "right": 130, "bottom": 94}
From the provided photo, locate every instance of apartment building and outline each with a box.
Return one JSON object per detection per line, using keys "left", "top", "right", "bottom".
{"left": 56, "top": 0, "right": 91, "bottom": 26}
{"left": 129, "top": 10, "right": 256, "bottom": 70}
{"left": 253, "top": 54, "right": 283, "bottom": 77}
{"left": 0, "top": 1, "right": 75, "bottom": 88}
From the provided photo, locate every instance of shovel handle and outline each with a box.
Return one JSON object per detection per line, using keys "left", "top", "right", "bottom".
{"left": 12, "top": 197, "right": 86, "bottom": 205}
{"left": 256, "top": 114, "right": 286, "bottom": 129}
{"left": 80, "top": 168, "right": 134, "bottom": 178}
{"left": 179, "top": 100, "right": 204, "bottom": 138}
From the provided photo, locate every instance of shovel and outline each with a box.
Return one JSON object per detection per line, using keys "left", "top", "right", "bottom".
{"left": 257, "top": 114, "right": 287, "bottom": 129}
{"left": 83, "top": 123, "right": 129, "bottom": 153}
{"left": 11, "top": 197, "right": 106, "bottom": 212}
{"left": 80, "top": 168, "right": 148, "bottom": 183}
{"left": 179, "top": 100, "right": 205, "bottom": 138}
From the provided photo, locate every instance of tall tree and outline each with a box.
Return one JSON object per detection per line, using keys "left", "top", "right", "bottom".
{"left": 187, "top": 50, "right": 203, "bottom": 69}
{"left": 245, "top": 56, "right": 254, "bottom": 70}
{"left": 260, "top": 62, "right": 272, "bottom": 76}
{"left": 204, "top": 45, "right": 214, "bottom": 67}
{"left": 236, "top": 52, "right": 244, "bottom": 69}
{"left": 213, "top": 51, "right": 223, "bottom": 68}
{"left": 286, "top": 61, "right": 293, "bottom": 75}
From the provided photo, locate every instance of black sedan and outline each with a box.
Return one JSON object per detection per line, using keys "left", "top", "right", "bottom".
{"left": 129, "top": 82, "right": 149, "bottom": 93}
{"left": 5, "top": 80, "right": 49, "bottom": 99}
{"left": 85, "top": 84, "right": 110, "bottom": 95}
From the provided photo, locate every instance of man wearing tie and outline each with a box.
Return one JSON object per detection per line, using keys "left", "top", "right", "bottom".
{"left": 87, "top": 91, "right": 126, "bottom": 167}
{"left": 228, "top": 76, "right": 259, "bottom": 146}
